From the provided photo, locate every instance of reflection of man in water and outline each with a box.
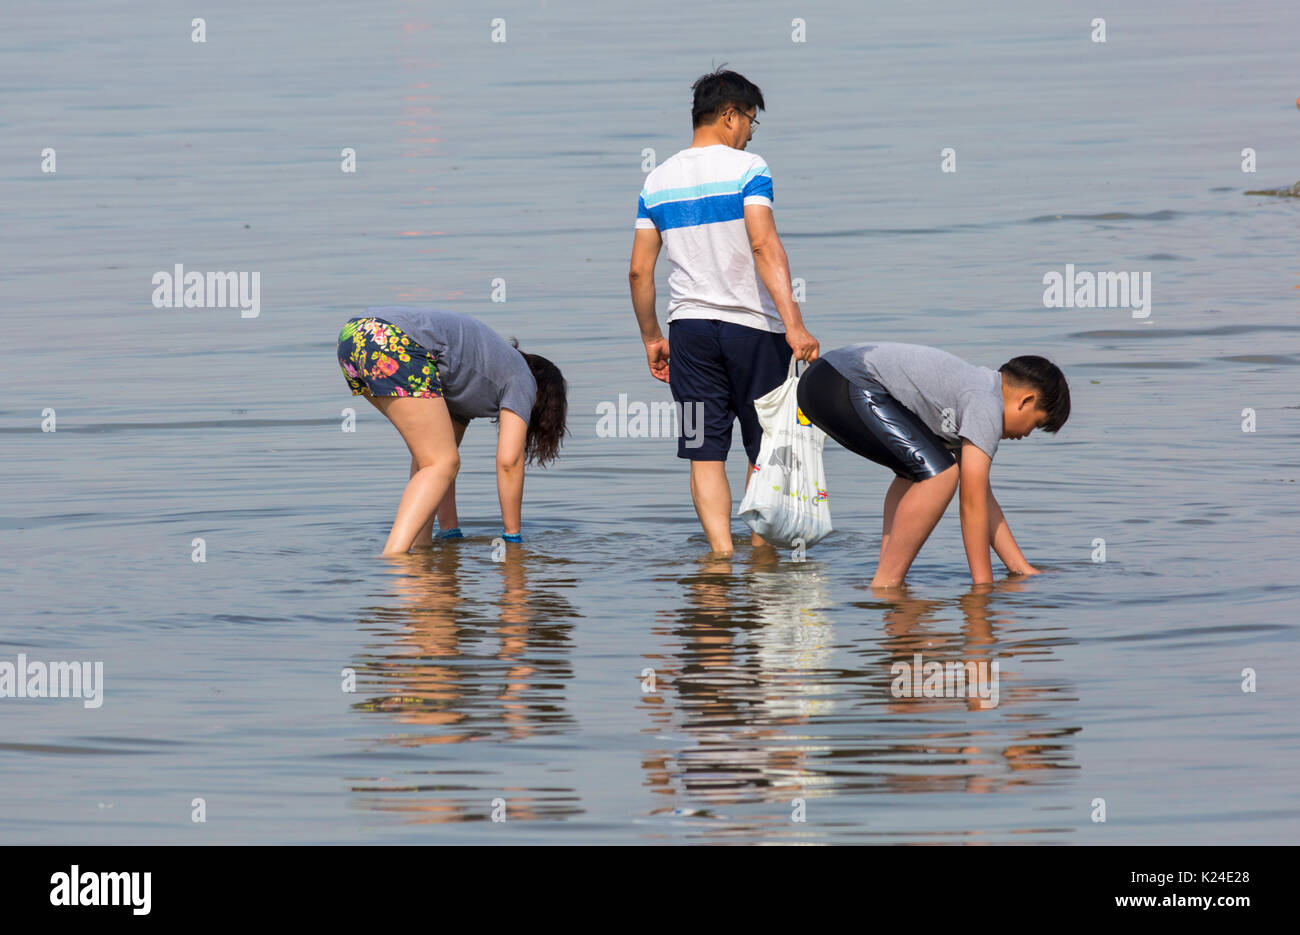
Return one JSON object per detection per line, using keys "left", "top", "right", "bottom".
{"left": 641, "top": 558, "right": 832, "bottom": 811}
{"left": 643, "top": 571, "right": 1078, "bottom": 818}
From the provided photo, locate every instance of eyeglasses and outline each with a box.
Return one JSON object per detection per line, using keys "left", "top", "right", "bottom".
{"left": 730, "top": 108, "right": 759, "bottom": 128}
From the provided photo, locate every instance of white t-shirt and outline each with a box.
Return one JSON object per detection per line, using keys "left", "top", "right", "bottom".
{"left": 635, "top": 144, "right": 782, "bottom": 333}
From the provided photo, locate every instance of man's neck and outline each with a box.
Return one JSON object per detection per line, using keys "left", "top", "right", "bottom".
{"left": 688, "top": 133, "right": 731, "bottom": 149}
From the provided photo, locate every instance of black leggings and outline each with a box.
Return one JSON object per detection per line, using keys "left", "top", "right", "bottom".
{"left": 796, "top": 358, "right": 957, "bottom": 481}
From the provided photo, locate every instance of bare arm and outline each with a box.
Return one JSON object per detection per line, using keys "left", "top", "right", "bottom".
{"left": 958, "top": 440, "right": 994, "bottom": 585}
{"left": 988, "top": 484, "right": 1040, "bottom": 575}
{"left": 496, "top": 409, "right": 528, "bottom": 535}
{"left": 628, "top": 227, "right": 669, "bottom": 383}
{"left": 744, "top": 204, "right": 818, "bottom": 361}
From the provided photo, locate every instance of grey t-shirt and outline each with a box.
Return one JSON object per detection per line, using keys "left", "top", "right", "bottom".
{"left": 821, "top": 343, "right": 1003, "bottom": 459}
{"left": 365, "top": 307, "right": 537, "bottom": 425}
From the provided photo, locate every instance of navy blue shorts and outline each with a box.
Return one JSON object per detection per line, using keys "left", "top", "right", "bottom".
{"left": 668, "top": 318, "right": 793, "bottom": 462}
{"left": 796, "top": 358, "right": 957, "bottom": 481}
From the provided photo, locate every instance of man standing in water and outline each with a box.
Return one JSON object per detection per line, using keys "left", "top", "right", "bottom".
{"left": 628, "top": 67, "right": 819, "bottom": 555}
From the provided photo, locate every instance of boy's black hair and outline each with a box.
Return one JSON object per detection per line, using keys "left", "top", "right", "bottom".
{"left": 999, "top": 356, "right": 1071, "bottom": 432}
{"left": 691, "top": 66, "right": 765, "bottom": 128}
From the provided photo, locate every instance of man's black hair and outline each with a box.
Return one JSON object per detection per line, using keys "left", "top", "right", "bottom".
{"left": 691, "top": 66, "right": 765, "bottom": 128}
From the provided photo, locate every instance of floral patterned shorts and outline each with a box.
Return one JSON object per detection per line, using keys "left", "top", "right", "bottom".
{"left": 337, "top": 317, "right": 447, "bottom": 400}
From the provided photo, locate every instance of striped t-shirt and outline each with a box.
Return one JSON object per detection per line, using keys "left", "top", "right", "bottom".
{"left": 635, "top": 144, "right": 782, "bottom": 333}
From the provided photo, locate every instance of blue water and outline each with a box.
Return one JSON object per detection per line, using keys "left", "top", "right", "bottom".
{"left": 1, "top": 0, "right": 1298, "bottom": 843}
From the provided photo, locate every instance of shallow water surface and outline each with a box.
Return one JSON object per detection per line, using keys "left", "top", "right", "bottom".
{"left": 1, "top": 0, "right": 1298, "bottom": 844}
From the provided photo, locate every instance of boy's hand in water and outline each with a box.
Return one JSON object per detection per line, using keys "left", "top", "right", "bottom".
{"left": 645, "top": 336, "right": 670, "bottom": 383}
{"left": 786, "top": 325, "right": 819, "bottom": 362}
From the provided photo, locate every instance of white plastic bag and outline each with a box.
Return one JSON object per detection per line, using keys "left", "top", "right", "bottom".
{"left": 737, "top": 358, "right": 832, "bottom": 548}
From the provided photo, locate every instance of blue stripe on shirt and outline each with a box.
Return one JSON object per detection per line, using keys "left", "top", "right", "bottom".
{"left": 640, "top": 165, "right": 771, "bottom": 209}
{"left": 742, "top": 172, "right": 773, "bottom": 201}
{"left": 637, "top": 165, "right": 773, "bottom": 231}
{"left": 645, "top": 192, "right": 748, "bottom": 231}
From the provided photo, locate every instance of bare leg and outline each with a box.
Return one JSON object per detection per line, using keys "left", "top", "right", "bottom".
{"left": 405, "top": 455, "right": 444, "bottom": 547}
{"left": 871, "top": 464, "right": 958, "bottom": 587}
{"left": 427, "top": 419, "right": 468, "bottom": 542}
{"left": 365, "top": 395, "right": 460, "bottom": 555}
{"left": 879, "top": 475, "right": 911, "bottom": 563}
{"left": 689, "top": 460, "right": 734, "bottom": 555}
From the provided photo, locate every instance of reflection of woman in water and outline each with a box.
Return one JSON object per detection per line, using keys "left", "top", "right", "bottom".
{"left": 336, "top": 307, "right": 568, "bottom": 554}
{"left": 348, "top": 546, "right": 581, "bottom": 823}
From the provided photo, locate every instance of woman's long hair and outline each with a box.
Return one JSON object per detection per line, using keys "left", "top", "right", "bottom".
{"left": 511, "top": 339, "right": 567, "bottom": 467}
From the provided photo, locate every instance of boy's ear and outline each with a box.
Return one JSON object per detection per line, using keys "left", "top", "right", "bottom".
{"left": 1017, "top": 390, "right": 1038, "bottom": 411}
